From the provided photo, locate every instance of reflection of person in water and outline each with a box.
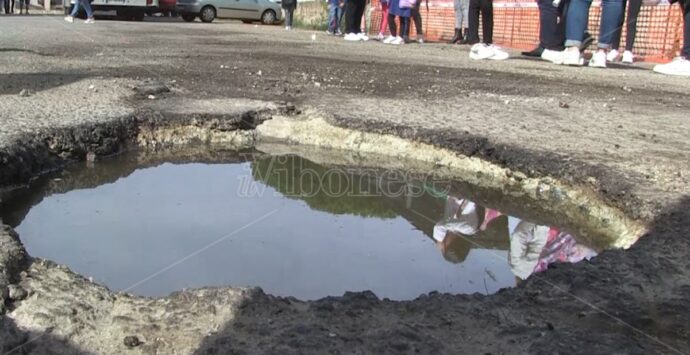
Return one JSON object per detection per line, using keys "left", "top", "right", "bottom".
{"left": 509, "top": 217, "right": 597, "bottom": 280}
{"left": 432, "top": 196, "right": 506, "bottom": 263}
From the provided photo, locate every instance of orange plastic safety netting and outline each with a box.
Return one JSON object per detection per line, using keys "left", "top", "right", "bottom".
{"left": 368, "top": 0, "right": 685, "bottom": 62}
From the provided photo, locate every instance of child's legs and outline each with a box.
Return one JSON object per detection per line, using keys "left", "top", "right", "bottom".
{"left": 564, "top": 0, "right": 592, "bottom": 47}
{"left": 624, "top": 0, "right": 642, "bottom": 51}
{"left": 598, "top": 0, "right": 624, "bottom": 49}
{"left": 480, "top": 0, "right": 493, "bottom": 44}
{"left": 388, "top": 13, "right": 398, "bottom": 36}
{"left": 467, "top": 0, "right": 480, "bottom": 41}
{"left": 401, "top": 16, "right": 410, "bottom": 38}
{"left": 454, "top": 0, "right": 463, "bottom": 28}
{"left": 327, "top": 5, "right": 336, "bottom": 31}
{"left": 411, "top": 8, "right": 422, "bottom": 34}
{"left": 380, "top": 3, "right": 389, "bottom": 33}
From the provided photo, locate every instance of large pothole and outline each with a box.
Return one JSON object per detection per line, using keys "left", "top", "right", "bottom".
{"left": 0, "top": 136, "right": 644, "bottom": 301}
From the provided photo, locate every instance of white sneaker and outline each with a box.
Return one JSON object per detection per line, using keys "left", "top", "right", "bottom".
{"left": 382, "top": 35, "right": 395, "bottom": 44}
{"left": 622, "top": 50, "right": 634, "bottom": 64}
{"left": 606, "top": 49, "right": 619, "bottom": 62}
{"left": 376, "top": 32, "right": 385, "bottom": 41}
{"left": 589, "top": 50, "right": 607, "bottom": 68}
{"left": 64, "top": 16, "right": 74, "bottom": 23}
{"left": 541, "top": 48, "right": 564, "bottom": 64}
{"left": 84, "top": 18, "right": 96, "bottom": 24}
{"left": 488, "top": 45, "right": 509, "bottom": 60}
{"left": 653, "top": 57, "right": 690, "bottom": 77}
{"left": 391, "top": 36, "right": 404, "bottom": 45}
{"left": 469, "top": 43, "right": 493, "bottom": 60}
{"left": 357, "top": 32, "right": 369, "bottom": 41}
{"left": 562, "top": 47, "right": 583, "bottom": 66}
{"left": 344, "top": 33, "right": 360, "bottom": 41}
{"left": 285, "top": 26, "right": 290, "bottom": 30}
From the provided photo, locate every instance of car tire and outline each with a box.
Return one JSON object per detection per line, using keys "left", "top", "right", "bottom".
{"left": 199, "top": 5, "right": 215, "bottom": 23}
{"left": 260, "top": 9, "right": 276, "bottom": 25}
{"left": 182, "top": 13, "right": 196, "bottom": 22}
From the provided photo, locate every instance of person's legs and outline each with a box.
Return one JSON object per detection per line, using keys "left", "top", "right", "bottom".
{"left": 564, "top": 0, "right": 592, "bottom": 48}
{"left": 327, "top": 4, "right": 336, "bottom": 32}
{"left": 402, "top": 15, "right": 410, "bottom": 41}
{"left": 70, "top": 0, "right": 81, "bottom": 17}
{"left": 379, "top": 2, "right": 389, "bottom": 34}
{"left": 537, "top": 0, "right": 564, "bottom": 50}
{"left": 345, "top": 0, "right": 357, "bottom": 33}
{"left": 609, "top": 0, "right": 625, "bottom": 51}
{"left": 467, "top": 0, "right": 480, "bottom": 43}
{"left": 624, "top": 0, "right": 642, "bottom": 51}
{"left": 352, "top": 0, "right": 365, "bottom": 33}
{"left": 597, "top": 0, "right": 624, "bottom": 49}
{"left": 388, "top": 13, "right": 397, "bottom": 36}
{"left": 480, "top": 0, "right": 493, "bottom": 44}
{"left": 412, "top": 0, "right": 422, "bottom": 35}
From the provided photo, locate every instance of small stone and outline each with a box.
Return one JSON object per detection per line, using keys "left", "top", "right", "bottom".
{"left": 123, "top": 335, "right": 142, "bottom": 348}
{"left": 328, "top": 332, "right": 337, "bottom": 338}
{"left": 8, "top": 285, "right": 28, "bottom": 301}
{"left": 256, "top": 70, "right": 262, "bottom": 76}
{"left": 147, "top": 94, "right": 156, "bottom": 100}
{"left": 314, "top": 82, "right": 321, "bottom": 88}
{"left": 546, "top": 322, "right": 555, "bottom": 331}
{"left": 18, "top": 89, "right": 32, "bottom": 97}
{"left": 622, "top": 86, "right": 632, "bottom": 93}
{"left": 558, "top": 101, "right": 570, "bottom": 109}
{"left": 88, "top": 85, "right": 95, "bottom": 90}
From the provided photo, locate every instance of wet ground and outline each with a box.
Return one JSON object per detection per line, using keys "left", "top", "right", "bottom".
{"left": 1, "top": 16, "right": 689, "bottom": 355}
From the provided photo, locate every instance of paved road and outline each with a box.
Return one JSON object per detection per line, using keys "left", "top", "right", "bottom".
{"left": 1, "top": 16, "right": 689, "bottom": 354}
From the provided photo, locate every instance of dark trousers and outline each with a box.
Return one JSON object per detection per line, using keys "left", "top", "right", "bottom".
{"left": 468, "top": 0, "right": 493, "bottom": 44}
{"left": 682, "top": 0, "right": 689, "bottom": 58}
{"left": 538, "top": 0, "right": 565, "bottom": 50}
{"left": 388, "top": 13, "right": 409, "bottom": 37}
{"left": 409, "top": 0, "right": 423, "bottom": 36}
{"left": 284, "top": 7, "right": 295, "bottom": 26}
{"left": 610, "top": 0, "right": 642, "bottom": 51}
{"left": 3, "top": 0, "right": 14, "bottom": 13}
{"left": 345, "top": 0, "right": 366, "bottom": 34}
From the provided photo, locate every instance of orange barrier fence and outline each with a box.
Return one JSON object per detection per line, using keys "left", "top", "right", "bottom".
{"left": 367, "top": 0, "right": 685, "bottom": 62}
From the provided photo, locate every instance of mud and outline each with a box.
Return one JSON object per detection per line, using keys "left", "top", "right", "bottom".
{"left": 0, "top": 17, "right": 689, "bottom": 355}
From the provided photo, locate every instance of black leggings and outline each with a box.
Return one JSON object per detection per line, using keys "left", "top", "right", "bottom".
{"left": 345, "top": 0, "right": 366, "bottom": 34}
{"left": 388, "top": 13, "right": 410, "bottom": 37}
{"left": 468, "top": 0, "right": 493, "bottom": 44}
{"left": 409, "top": 0, "right": 423, "bottom": 36}
{"left": 611, "top": 0, "right": 642, "bottom": 51}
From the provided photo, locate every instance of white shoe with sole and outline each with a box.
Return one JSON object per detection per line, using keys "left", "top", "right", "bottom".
{"left": 562, "top": 48, "right": 583, "bottom": 66}
{"left": 64, "top": 16, "right": 74, "bottom": 23}
{"left": 469, "top": 43, "right": 493, "bottom": 60}
{"left": 84, "top": 18, "right": 96, "bottom": 24}
{"left": 391, "top": 36, "right": 404, "bottom": 45}
{"left": 357, "top": 32, "right": 369, "bottom": 41}
{"left": 488, "top": 45, "right": 509, "bottom": 60}
{"left": 541, "top": 48, "right": 564, "bottom": 64}
{"left": 589, "top": 50, "right": 607, "bottom": 68}
{"left": 344, "top": 33, "right": 360, "bottom": 41}
{"left": 622, "top": 50, "right": 634, "bottom": 64}
{"left": 606, "top": 49, "right": 619, "bottom": 62}
{"left": 653, "top": 57, "right": 690, "bottom": 77}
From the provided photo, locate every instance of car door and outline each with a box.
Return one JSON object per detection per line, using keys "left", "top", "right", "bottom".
{"left": 220, "top": 0, "right": 260, "bottom": 19}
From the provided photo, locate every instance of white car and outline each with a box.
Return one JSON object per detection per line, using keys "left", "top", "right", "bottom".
{"left": 63, "top": 0, "right": 159, "bottom": 20}
{"left": 177, "top": 0, "right": 283, "bottom": 24}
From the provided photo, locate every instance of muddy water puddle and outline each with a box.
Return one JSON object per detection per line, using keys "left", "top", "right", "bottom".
{"left": 1, "top": 148, "right": 604, "bottom": 300}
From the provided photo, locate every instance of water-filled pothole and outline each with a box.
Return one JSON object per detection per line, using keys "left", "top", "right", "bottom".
{"left": 0, "top": 146, "right": 636, "bottom": 300}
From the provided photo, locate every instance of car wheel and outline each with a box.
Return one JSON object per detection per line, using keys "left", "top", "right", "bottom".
{"left": 260, "top": 9, "right": 276, "bottom": 25}
{"left": 199, "top": 6, "right": 215, "bottom": 23}
{"left": 182, "top": 13, "right": 196, "bottom": 22}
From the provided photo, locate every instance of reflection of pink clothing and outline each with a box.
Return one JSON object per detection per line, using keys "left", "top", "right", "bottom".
{"left": 533, "top": 228, "right": 597, "bottom": 273}
{"left": 379, "top": 2, "right": 389, "bottom": 34}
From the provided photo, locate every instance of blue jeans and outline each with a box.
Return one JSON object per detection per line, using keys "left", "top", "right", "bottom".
{"left": 70, "top": 0, "right": 94, "bottom": 18}
{"left": 565, "top": 0, "right": 623, "bottom": 49}
{"left": 327, "top": 4, "right": 343, "bottom": 32}
{"left": 565, "top": 0, "right": 623, "bottom": 48}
